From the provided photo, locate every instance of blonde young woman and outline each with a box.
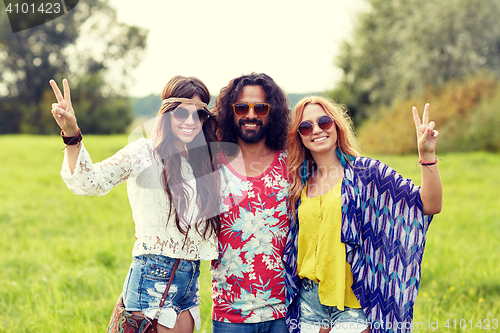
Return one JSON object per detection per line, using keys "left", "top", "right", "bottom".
{"left": 283, "top": 97, "right": 442, "bottom": 333}
{"left": 50, "top": 76, "right": 220, "bottom": 333}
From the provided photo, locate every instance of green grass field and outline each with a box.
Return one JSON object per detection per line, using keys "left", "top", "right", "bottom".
{"left": 1, "top": 135, "right": 499, "bottom": 332}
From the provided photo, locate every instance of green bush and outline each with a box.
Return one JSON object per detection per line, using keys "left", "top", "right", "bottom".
{"left": 358, "top": 75, "right": 499, "bottom": 154}
{"left": 460, "top": 86, "right": 500, "bottom": 152}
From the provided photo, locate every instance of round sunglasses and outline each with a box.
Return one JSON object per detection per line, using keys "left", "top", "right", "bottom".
{"left": 171, "top": 107, "right": 210, "bottom": 123}
{"left": 297, "top": 115, "right": 334, "bottom": 136}
{"left": 232, "top": 102, "right": 270, "bottom": 117}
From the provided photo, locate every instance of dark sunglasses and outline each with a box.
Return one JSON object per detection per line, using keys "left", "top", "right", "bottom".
{"left": 231, "top": 102, "right": 270, "bottom": 117}
{"left": 297, "top": 115, "right": 334, "bottom": 136}
{"left": 172, "top": 107, "right": 210, "bottom": 123}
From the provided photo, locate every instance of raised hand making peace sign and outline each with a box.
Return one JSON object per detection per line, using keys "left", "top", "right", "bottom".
{"left": 49, "top": 79, "right": 79, "bottom": 137}
{"left": 412, "top": 103, "right": 439, "bottom": 160}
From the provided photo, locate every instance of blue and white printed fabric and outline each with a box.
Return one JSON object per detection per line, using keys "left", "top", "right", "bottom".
{"left": 284, "top": 157, "right": 433, "bottom": 333}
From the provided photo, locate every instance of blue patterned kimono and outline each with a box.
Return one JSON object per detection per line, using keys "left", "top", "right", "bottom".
{"left": 284, "top": 157, "right": 433, "bottom": 333}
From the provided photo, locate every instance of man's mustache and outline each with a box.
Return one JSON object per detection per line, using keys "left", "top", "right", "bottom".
{"left": 239, "top": 119, "right": 263, "bottom": 126}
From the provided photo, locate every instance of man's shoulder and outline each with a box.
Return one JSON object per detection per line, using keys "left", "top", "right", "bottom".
{"left": 274, "top": 149, "right": 287, "bottom": 164}
{"left": 272, "top": 149, "right": 288, "bottom": 172}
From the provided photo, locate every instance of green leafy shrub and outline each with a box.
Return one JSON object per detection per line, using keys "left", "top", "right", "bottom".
{"left": 358, "top": 75, "right": 498, "bottom": 154}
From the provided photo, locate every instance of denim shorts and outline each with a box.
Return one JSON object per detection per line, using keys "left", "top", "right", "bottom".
{"left": 298, "top": 278, "right": 368, "bottom": 333}
{"left": 122, "top": 254, "right": 201, "bottom": 330}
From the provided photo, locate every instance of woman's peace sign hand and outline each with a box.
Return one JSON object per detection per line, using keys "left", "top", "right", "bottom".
{"left": 412, "top": 103, "right": 439, "bottom": 159}
{"left": 49, "top": 79, "right": 79, "bottom": 136}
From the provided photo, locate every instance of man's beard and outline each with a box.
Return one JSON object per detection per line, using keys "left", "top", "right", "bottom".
{"left": 235, "top": 118, "right": 269, "bottom": 144}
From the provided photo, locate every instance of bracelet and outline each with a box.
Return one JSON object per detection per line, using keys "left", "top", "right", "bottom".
{"left": 60, "top": 129, "right": 82, "bottom": 149}
{"left": 418, "top": 156, "right": 439, "bottom": 172}
{"left": 419, "top": 156, "right": 438, "bottom": 166}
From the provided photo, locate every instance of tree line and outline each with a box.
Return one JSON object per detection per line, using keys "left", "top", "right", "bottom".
{"left": 2, "top": 0, "right": 500, "bottom": 152}
{"left": 328, "top": 0, "right": 500, "bottom": 153}
{"left": 0, "top": 0, "right": 147, "bottom": 134}
{"left": 329, "top": 0, "right": 500, "bottom": 124}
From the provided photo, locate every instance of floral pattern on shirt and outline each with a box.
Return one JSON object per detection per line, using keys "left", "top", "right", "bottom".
{"left": 211, "top": 150, "right": 290, "bottom": 323}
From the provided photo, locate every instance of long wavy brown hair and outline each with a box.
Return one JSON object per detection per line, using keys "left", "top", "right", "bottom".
{"left": 287, "top": 96, "right": 361, "bottom": 213}
{"left": 214, "top": 72, "right": 290, "bottom": 155}
{"left": 154, "top": 75, "right": 220, "bottom": 240}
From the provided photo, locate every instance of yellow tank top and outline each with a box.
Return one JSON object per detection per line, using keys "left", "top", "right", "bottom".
{"left": 297, "top": 180, "right": 361, "bottom": 310}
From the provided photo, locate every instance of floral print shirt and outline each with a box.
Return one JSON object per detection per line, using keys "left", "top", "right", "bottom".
{"left": 211, "top": 150, "right": 290, "bottom": 323}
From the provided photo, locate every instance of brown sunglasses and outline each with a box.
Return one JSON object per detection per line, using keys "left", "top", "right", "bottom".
{"left": 231, "top": 102, "right": 270, "bottom": 117}
{"left": 297, "top": 115, "right": 334, "bottom": 136}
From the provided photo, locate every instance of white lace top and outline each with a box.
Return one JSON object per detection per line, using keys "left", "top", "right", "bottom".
{"left": 61, "top": 138, "right": 218, "bottom": 260}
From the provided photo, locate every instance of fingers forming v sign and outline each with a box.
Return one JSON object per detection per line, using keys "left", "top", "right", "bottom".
{"left": 412, "top": 103, "right": 439, "bottom": 155}
{"left": 49, "top": 79, "right": 79, "bottom": 136}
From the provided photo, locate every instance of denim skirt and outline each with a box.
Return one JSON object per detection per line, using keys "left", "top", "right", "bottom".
{"left": 122, "top": 254, "right": 201, "bottom": 329}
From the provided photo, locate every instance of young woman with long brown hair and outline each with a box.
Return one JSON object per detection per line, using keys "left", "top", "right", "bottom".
{"left": 50, "top": 76, "right": 220, "bottom": 333}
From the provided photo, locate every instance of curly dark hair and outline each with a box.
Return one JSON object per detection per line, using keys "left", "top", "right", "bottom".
{"left": 215, "top": 72, "right": 290, "bottom": 155}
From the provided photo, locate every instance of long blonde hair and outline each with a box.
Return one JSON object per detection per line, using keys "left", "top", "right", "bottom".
{"left": 287, "top": 96, "right": 361, "bottom": 211}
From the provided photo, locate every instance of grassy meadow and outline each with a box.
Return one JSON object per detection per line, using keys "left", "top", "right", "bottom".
{"left": 0, "top": 135, "right": 499, "bottom": 332}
